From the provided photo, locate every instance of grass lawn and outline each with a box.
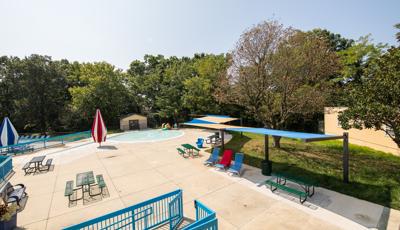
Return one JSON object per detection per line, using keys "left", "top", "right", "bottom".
{"left": 224, "top": 132, "right": 400, "bottom": 210}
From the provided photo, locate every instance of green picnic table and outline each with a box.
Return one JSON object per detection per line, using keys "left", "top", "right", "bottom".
{"left": 181, "top": 144, "right": 200, "bottom": 157}
{"left": 76, "top": 171, "right": 96, "bottom": 196}
{"left": 271, "top": 172, "right": 316, "bottom": 197}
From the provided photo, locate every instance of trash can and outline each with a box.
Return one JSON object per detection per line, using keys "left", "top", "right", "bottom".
{"left": 261, "top": 160, "right": 272, "bottom": 176}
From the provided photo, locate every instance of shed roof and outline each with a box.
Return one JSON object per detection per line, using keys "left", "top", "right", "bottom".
{"left": 120, "top": 113, "right": 147, "bottom": 120}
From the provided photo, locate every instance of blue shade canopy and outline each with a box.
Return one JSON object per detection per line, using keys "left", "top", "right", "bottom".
{"left": 0, "top": 117, "right": 19, "bottom": 147}
{"left": 183, "top": 119, "right": 217, "bottom": 125}
{"left": 225, "top": 127, "right": 342, "bottom": 142}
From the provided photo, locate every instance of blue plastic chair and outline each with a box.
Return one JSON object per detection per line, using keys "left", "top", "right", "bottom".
{"left": 227, "top": 153, "right": 244, "bottom": 176}
{"left": 196, "top": 138, "right": 204, "bottom": 148}
{"left": 204, "top": 147, "right": 220, "bottom": 166}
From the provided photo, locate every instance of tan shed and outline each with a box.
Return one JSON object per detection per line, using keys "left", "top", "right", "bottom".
{"left": 120, "top": 114, "right": 147, "bottom": 131}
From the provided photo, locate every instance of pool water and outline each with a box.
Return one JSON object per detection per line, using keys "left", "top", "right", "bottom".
{"left": 109, "top": 129, "right": 184, "bottom": 142}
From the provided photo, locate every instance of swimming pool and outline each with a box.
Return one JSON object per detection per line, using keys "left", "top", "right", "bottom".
{"left": 109, "top": 129, "right": 184, "bottom": 143}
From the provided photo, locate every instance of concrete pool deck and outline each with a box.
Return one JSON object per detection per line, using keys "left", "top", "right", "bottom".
{"left": 8, "top": 128, "right": 400, "bottom": 229}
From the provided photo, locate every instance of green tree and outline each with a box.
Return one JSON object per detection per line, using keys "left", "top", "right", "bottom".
{"left": 69, "top": 62, "right": 130, "bottom": 129}
{"left": 223, "top": 21, "right": 339, "bottom": 147}
{"left": 395, "top": 23, "right": 400, "bottom": 42}
{"left": 0, "top": 56, "right": 23, "bottom": 124}
{"left": 18, "top": 55, "right": 69, "bottom": 133}
{"left": 182, "top": 54, "right": 228, "bottom": 114}
{"left": 339, "top": 47, "right": 400, "bottom": 148}
{"left": 308, "top": 28, "right": 354, "bottom": 51}
{"left": 337, "top": 36, "right": 385, "bottom": 84}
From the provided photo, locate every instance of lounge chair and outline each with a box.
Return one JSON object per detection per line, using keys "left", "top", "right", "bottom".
{"left": 196, "top": 138, "right": 204, "bottom": 148}
{"left": 5, "top": 182, "right": 27, "bottom": 206}
{"left": 204, "top": 147, "right": 220, "bottom": 166}
{"left": 214, "top": 149, "right": 234, "bottom": 170}
{"left": 227, "top": 153, "right": 244, "bottom": 176}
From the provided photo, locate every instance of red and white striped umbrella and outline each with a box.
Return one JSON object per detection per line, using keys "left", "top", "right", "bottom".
{"left": 91, "top": 109, "right": 107, "bottom": 145}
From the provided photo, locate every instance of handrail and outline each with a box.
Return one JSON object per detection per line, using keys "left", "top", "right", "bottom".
{"left": 63, "top": 189, "right": 183, "bottom": 230}
{"left": 63, "top": 189, "right": 219, "bottom": 230}
{"left": 181, "top": 200, "right": 216, "bottom": 230}
{"left": 0, "top": 156, "right": 13, "bottom": 183}
{"left": 0, "top": 131, "right": 91, "bottom": 155}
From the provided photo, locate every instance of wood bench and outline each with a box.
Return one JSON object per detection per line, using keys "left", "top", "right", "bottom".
{"left": 272, "top": 172, "right": 316, "bottom": 196}
{"left": 265, "top": 179, "right": 307, "bottom": 203}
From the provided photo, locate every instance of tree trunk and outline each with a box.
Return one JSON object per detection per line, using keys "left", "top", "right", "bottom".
{"left": 272, "top": 136, "right": 281, "bottom": 148}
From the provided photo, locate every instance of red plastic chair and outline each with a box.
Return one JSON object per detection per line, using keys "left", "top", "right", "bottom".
{"left": 214, "top": 149, "right": 234, "bottom": 169}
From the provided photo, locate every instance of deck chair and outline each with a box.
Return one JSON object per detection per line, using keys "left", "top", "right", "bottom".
{"left": 204, "top": 147, "right": 220, "bottom": 166}
{"left": 214, "top": 149, "right": 234, "bottom": 170}
{"left": 196, "top": 138, "right": 204, "bottom": 148}
{"left": 227, "top": 153, "right": 244, "bottom": 176}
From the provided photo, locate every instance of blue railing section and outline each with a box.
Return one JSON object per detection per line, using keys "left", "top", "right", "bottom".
{"left": 0, "top": 156, "right": 12, "bottom": 184}
{"left": 63, "top": 189, "right": 218, "bottom": 230}
{"left": 181, "top": 200, "right": 217, "bottom": 230}
{"left": 0, "top": 131, "right": 91, "bottom": 155}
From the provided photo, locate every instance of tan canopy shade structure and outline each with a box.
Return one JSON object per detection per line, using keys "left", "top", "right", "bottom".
{"left": 182, "top": 123, "right": 242, "bottom": 130}
{"left": 183, "top": 115, "right": 242, "bottom": 130}
{"left": 196, "top": 115, "right": 239, "bottom": 124}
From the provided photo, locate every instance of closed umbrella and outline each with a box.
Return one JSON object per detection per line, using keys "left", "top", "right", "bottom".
{"left": 0, "top": 117, "right": 19, "bottom": 147}
{"left": 91, "top": 109, "right": 107, "bottom": 146}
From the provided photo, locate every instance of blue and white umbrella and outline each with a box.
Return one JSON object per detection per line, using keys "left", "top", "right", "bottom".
{"left": 0, "top": 117, "right": 19, "bottom": 147}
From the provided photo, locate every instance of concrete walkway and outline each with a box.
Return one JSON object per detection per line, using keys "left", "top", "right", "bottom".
{"left": 9, "top": 128, "right": 400, "bottom": 229}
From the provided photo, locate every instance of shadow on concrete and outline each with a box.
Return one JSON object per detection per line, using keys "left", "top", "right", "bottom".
{"left": 97, "top": 145, "right": 118, "bottom": 150}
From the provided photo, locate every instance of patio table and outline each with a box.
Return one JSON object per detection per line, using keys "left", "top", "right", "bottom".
{"left": 29, "top": 156, "right": 45, "bottom": 173}
{"left": 181, "top": 144, "right": 195, "bottom": 155}
{"left": 76, "top": 171, "right": 95, "bottom": 192}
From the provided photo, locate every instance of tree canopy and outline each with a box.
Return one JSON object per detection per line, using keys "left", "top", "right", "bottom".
{"left": 339, "top": 46, "right": 400, "bottom": 147}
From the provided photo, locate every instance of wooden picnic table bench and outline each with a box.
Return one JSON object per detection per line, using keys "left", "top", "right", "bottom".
{"left": 271, "top": 172, "right": 316, "bottom": 197}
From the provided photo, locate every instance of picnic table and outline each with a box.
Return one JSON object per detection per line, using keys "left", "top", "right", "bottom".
{"left": 272, "top": 172, "right": 316, "bottom": 197}
{"left": 76, "top": 171, "right": 96, "bottom": 193}
{"left": 65, "top": 171, "right": 105, "bottom": 205}
{"left": 29, "top": 156, "right": 45, "bottom": 172}
{"left": 181, "top": 144, "right": 199, "bottom": 156}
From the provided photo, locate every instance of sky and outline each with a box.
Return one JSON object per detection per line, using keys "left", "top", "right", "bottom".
{"left": 0, "top": 0, "right": 399, "bottom": 69}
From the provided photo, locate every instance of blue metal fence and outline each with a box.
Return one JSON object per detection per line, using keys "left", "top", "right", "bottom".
{"left": 0, "top": 131, "right": 91, "bottom": 155}
{"left": 0, "top": 156, "right": 12, "bottom": 184}
{"left": 181, "top": 200, "right": 217, "bottom": 230}
{"left": 63, "top": 189, "right": 218, "bottom": 230}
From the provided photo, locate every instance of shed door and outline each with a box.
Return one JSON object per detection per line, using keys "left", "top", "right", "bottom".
{"left": 129, "top": 120, "right": 140, "bottom": 130}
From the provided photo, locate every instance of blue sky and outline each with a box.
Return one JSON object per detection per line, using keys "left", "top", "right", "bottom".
{"left": 0, "top": 0, "right": 399, "bottom": 69}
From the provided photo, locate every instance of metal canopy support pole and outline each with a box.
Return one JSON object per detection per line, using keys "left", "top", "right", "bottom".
{"left": 261, "top": 135, "right": 272, "bottom": 176}
{"left": 343, "top": 132, "right": 349, "bottom": 183}
{"left": 221, "top": 129, "right": 225, "bottom": 151}
{"left": 264, "top": 135, "right": 269, "bottom": 161}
